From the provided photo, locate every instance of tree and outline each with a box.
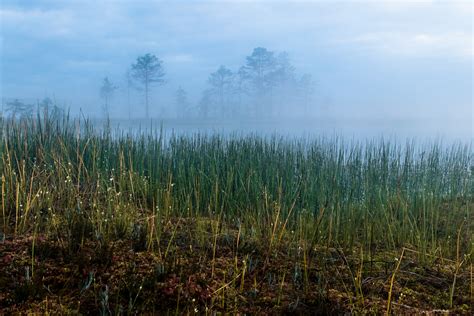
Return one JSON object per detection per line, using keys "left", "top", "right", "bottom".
{"left": 231, "top": 66, "right": 250, "bottom": 116}
{"left": 130, "top": 53, "right": 165, "bottom": 119}
{"left": 5, "top": 99, "right": 33, "bottom": 119}
{"left": 270, "top": 52, "right": 297, "bottom": 116}
{"left": 208, "top": 65, "right": 233, "bottom": 117}
{"left": 125, "top": 70, "right": 133, "bottom": 120}
{"left": 244, "top": 47, "right": 277, "bottom": 115}
{"left": 39, "top": 97, "right": 53, "bottom": 116}
{"left": 39, "top": 97, "right": 64, "bottom": 118}
{"left": 198, "top": 89, "right": 214, "bottom": 119}
{"left": 175, "top": 86, "right": 189, "bottom": 118}
{"left": 245, "top": 47, "right": 277, "bottom": 92}
{"left": 100, "top": 77, "right": 117, "bottom": 118}
{"left": 272, "top": 52, "right": 296, "bottom": 87}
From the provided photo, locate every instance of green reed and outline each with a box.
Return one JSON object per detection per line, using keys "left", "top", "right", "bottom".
{"left": 0, "top": 114, "right": 472, "bottom": 260}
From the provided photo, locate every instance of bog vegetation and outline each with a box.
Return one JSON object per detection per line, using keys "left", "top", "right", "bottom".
{"left": 0, "top": 114, "right": 472, "bottom": 314}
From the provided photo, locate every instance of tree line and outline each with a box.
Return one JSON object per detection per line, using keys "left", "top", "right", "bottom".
{"left": 200, "top": 48, "right": 315, "bottom": 118}
{"left": 102, "top": 47, "right": 316, "bottom": 119}
{"left": 3, "top": 47, "right": 316, "bottom": 120}
{"left": 2, "top": 97, "right": 64, "bottom": 120}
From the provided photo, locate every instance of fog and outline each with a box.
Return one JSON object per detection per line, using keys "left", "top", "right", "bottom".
{"left": 1, "top": 0, "right": 472, "bottom": 141}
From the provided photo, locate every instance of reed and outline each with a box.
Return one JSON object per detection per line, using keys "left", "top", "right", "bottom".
{"left": 1, "top": 114, "right": 472, "bottom": 313}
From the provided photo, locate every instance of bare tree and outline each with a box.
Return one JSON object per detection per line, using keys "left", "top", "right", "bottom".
{"left": 130, "top": 53, "right": 165, "bottom": 119}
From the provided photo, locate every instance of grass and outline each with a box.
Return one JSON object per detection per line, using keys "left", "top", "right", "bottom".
{"left": 0, "top": 114, "right": 472, "bottom": 314}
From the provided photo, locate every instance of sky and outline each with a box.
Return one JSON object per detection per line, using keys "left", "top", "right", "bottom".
{"left": 0, "top": 0, "right": 472, "bottom": 126}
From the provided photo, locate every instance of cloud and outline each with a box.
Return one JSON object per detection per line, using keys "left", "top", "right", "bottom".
{"left": 343, "top": 31, "right": 472, "bottom": 58}
{"left": 164, "top": 54, "right": 195, "bottom": 63}
{"left": 0, "top": 8, "right": 73, "bottom": 38}
{"left": 63, "top": 59, "right": 111, "bottom": 70}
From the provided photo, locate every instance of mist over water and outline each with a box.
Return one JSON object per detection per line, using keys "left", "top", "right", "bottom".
{"left": 102, "top": 117, "right": 472, "bottom": 145}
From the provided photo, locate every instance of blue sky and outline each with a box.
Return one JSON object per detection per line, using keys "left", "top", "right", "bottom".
{"left": 0, "top": 0, "right": 472, "bottom": 121}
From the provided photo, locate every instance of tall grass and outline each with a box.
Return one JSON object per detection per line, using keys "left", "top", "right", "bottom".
{"left": 0, "top": 114, "right": 472, "bottom": 261}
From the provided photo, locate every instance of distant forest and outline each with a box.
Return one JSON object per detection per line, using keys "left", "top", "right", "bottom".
{"left": 2, "top": 47, "right": 316, "bottom": 120}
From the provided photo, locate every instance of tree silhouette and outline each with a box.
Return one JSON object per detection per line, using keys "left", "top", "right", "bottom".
{"left": 5, "top": 99, "right": 33, "bottom": 119}
{"left": 175, "top": 86, "right": 189, "bottom": 118}
{"left": 270, "top": 52, "right": 297, "bottom": 116}
{"left": 130, "top": 53, "right": 165, "bottom": 119}
{"left": 232, "top": 66, "right": 250, "bottom": 116}
{"left": 208, "top": 65, "right": 233, "bottom": 117}
{"left": 198, "top": 89, "right": 214, "bottom": 119}
{"left": 39, "top": 97, "right": 64, "bottom": 118}
{"left": 244, "top": 47, "right": 277, "bottom": 116}
{"left": 100, "top": 77, "right": 117, "bottom": 118}
{"left": 125, "top": 70, "right": 133, "bottom": 120}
